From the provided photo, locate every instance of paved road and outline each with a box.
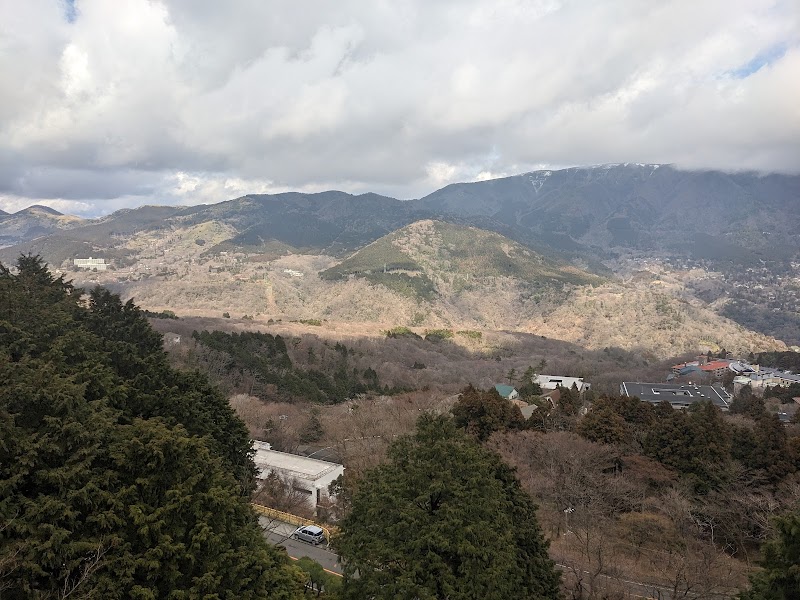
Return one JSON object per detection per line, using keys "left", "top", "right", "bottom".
{"left": 259, "top": 517, "right": 735, "bottom": 598}
{"left": 260, "top": 517, "right": 343, "bottom": 576}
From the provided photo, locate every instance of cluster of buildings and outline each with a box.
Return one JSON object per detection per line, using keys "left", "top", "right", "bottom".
{"left": 623, "top": 355, "right": 799, "bottom": 418}
{"left": 670, "top": 354, "right": 800, "bottom": 390}
{"left": 730, "top": 364, "right": 800, "bottom": 390}
{"left": 495, "top": 356, "right": 798, "bottom": 418}
{"left": 670, "top": 358, "right": 730, "bottom": 379}
{"left": 496, "top": 375, "right": 592, "bottom": 419}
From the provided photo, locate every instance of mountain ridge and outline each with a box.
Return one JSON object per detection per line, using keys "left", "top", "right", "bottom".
{"left": 1, "top": 164, "right": 796, "bottom": 353}
{"left": 3, "top": 164, "right": 798, "bottom": 264}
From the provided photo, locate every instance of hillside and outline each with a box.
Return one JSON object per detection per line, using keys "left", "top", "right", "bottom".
{"left": 67, "top": 217, "right": 783, "bottom": 358}
{"left": 320, "top": 219, "right": 602, "bottom": 300}
{"left": 1, "top": 165, "right": 797, "bottom": 353}
{"left": 0, "top": 205, "right": 86, "bottom": 248}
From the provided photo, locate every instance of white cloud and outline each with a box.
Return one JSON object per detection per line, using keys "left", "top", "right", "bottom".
{"left": 0, "top": 0, "right": 797, "bottom": 215}
{"left": 0, "top": 194, "right": 93, "bottom": 216}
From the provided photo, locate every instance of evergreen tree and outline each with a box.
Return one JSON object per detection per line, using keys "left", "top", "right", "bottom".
{"left": 0, "top": 257, "right": 304, "bottom": 599}
{"left": 506, "top": 368, "right": 517, "bottom": 384}
{"left": 739, "top": 510, "right": 800, "bottom": 600}
{"left": 452, "top": 385, "right": 524, "bottom": 441}
{"left": 577, "top": 406, "right": 631, "bottom": 445}
{"left": 643, "top": 401, "right": 731, "bottom": 491}
{"left": 557, "top": 384, "right": 582, "bottom": 416}
{"left": 518, "top": 366, "right": 542, "bottom": 397}
{"left": 730, "top": 388, "right": 765, "bottom": 419}
{"left": 748, "top": 414, "right": 795, "bottom": 484}
{"left": 335, "top": 415, "right": 560, "bottom": 600}
{"left": 299, "top": 410, "right": 324, "bottom": 443}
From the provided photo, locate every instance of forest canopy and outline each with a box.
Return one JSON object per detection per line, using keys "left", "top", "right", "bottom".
{"left": 0, "top": 256, "right": 304, "bottom": 599}
{"left": 335, "top": 414, "right": 561, "bottom": 600}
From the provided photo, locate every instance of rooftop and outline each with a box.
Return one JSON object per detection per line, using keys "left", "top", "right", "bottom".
{"left": 620, "top": 382, "right": 732, "bottom": 409}
{"left": 757, "top": 368, "right": 800, "bottom": 383}
{"left": 253, "top": 446, "right": 342, "bottom": 481}
{"left": 534, "top": 375, "right": 590, "bottom": 390}
{"left": 494, "top": 384, "right": 517, "bottom": 398}
{"left": 700, "top": 361, "right": 731, "bottom": 371}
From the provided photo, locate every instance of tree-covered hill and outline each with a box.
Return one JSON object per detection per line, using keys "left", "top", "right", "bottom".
{"left": 0, "top": 256, "right": 304, "bottom": 599}
{"left": 320, "top": 219, "right": 603, "bottom": 302}
{"left": 190, "top": 329, "right": 388, "bottom": 403}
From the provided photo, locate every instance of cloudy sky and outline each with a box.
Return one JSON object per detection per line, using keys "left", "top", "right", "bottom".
{"left": 0, "top": 0, "right": 798, "bottom": 216}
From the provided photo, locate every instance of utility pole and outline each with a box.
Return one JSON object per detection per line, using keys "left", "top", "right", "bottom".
{"left": 564, "top": 506, "right": 574, "bottom": 535}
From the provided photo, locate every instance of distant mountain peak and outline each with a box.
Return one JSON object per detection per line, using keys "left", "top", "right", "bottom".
{"left": 17, "top": 204, "right": 64, "bottom": 216}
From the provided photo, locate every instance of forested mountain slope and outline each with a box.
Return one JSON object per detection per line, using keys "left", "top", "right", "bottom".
{"left": 416, "top": 164, "right": 800, "bottom": 262}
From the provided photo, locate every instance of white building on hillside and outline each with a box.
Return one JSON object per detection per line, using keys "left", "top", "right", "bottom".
{"left": 252, "top": 441, "right": 344, "bottom": 510}
{"left": 535, "top": 374, "right": 591, "bottom": 394}
{"left": 73, "top": 257, "right": 108, "bottom": 271}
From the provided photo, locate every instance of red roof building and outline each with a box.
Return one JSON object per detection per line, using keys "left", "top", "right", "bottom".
{"left": 700, "top": 361, "right": 730, "bottom": 379}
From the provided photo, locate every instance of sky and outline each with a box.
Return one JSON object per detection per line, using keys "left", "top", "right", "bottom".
{"left": 0, "top": 0, "right": 798, "bottom": 216}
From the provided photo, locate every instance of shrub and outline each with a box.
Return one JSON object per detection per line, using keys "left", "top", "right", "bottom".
{"left": 385, "top": 326, "right": 422, "bottom": 339}
{"left": 424, "top": 329, "right": 454, "bottom": 342}
{"left": 456, "top": 329, "right": 482, "bottom": 340}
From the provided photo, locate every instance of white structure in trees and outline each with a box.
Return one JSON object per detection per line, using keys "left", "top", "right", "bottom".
{"left": 534, "top": 374, "right": 591, "bottom": 394}
{"left": 251, "top": 441, "right": 344, "bottom": 508}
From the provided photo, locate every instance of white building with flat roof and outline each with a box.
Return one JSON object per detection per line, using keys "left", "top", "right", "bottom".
{"left": 535, "top": 375, "right": 591, "bottom": 393}
{"left": 252, "top": 441, "right": 344, "bottom": 509}
{"left": 73, "top": 257, "right": 108, "bottom": 271}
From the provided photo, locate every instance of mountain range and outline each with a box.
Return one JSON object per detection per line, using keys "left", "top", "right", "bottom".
{"left": 3, "top": 164, "right": 798, "bottom": 265}
{"left": 1, "top": 164, "right": 797, "bottom": 356}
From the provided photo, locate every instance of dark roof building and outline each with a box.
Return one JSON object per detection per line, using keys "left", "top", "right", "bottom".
{"left": 620, "top": 382, "right": 732, "bottom": 410}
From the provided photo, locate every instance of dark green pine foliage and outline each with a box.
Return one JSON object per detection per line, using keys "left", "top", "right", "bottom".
{"left": 452, "top": 385, "right": 524, "bottom": 441}
{"left": 746, "top": 414, "right": 796, "bottom": 484}
{"left": 86, "top": 289, "right": 257, "bottom": 486}
{"left": 642, "top": 400, "right": 731, "bottom": 491}
{"left": 335, "top": 414, "right": 560, "bottom": 600}
{"left": 740, "top": 510, "right": 800, "bottom": 600}
{"left": 577, "top": 405, "right": 632, "bottom": 445}
{"left": 0, "top": 256, "right": 304, "bottom": 599}
{"left": 191, "top": 329, "right": 382, "bottom": 403}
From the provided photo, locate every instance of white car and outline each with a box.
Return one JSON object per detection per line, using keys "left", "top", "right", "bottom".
{"left": 293, "top": 525, "right": 326, "bottom": 545}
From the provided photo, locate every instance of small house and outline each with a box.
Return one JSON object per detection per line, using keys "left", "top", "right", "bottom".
{"left": 494, "top": 384, "right": 519, "bottom": 400}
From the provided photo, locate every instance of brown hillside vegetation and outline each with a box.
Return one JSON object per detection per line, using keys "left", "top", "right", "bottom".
{"left": 22, "top": 214, "right": 781, "bottom": 361}
{"left": 486, "top": 430, "right": 760, "bottom": 598}
{"left": 68, "top": 219, "right": 785, "bottom": 359}
{"left": 150, "top": 315, "right": 690, "bottom": 396}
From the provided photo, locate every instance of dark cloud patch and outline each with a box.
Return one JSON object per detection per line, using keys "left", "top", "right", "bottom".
{"left": 3, "top": 167, "right": 162, "bottom": 201}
